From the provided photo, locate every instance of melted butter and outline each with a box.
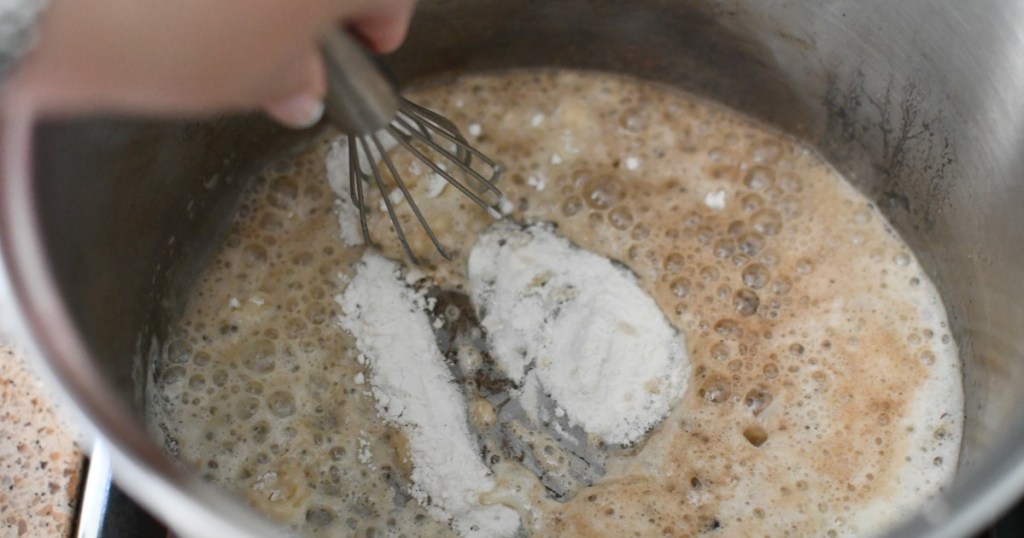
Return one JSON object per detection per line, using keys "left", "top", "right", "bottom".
{"left": 147, "top": 70, "right": 963, "bottom": 537}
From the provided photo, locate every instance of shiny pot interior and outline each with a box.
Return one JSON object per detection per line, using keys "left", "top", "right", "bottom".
{"left": 5, "top": 0, "right": 1024, "bottom": 536}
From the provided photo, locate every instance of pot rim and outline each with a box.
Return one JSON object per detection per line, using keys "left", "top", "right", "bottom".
{"left": 0, "top": 110, "right": 287, "bottom": 538}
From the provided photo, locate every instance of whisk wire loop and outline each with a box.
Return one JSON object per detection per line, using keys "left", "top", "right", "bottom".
{"left": 370, "top": 134, "right": 452, "bottom": 261}
{"left": 398, "top": 100, "right": 503, "bottom": 194}
{"left": 358, "top": 135, "right": 421, "bottom": 263}
{"left": 347, "top": 137, "right": 373, "bottom": 248}
{"left": 346, "top": 98, "right": 504, "bottom": 261}
{"left": 387, "top": 122, "right": 497, "bottom": 213}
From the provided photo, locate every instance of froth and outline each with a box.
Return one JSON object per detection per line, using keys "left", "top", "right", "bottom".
{"left": 148, "top": 69, "right": 962, "bottom": 537}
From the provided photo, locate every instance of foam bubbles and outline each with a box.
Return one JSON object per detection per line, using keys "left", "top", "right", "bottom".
{"left": 743, "top": 167, "right": 774, "bottom": 191}
{"left": 742, "top": 264, "right": 770, "bottom": 289}
{"left": 561, "top": 196, "right": 583, "bottom": 217}
{"left": 241, "top": 339, "right": 276, "bottom": 374}
{"left": 733, "top": 289, "right": 760, "bottom": 317}
{"left": 148, "top": 69, "right": 962, "bottom": 538}
{"left": 742, "top": 424, "right": 769, "bottom": 447}
{"left": 165, "top": 339, "right": 193, "bottom": 364}
{"left": 608, "top": 207, "right": 634, "bottom": 230}
{"left": 669, "top": 278, "right": 691, "bottom": 298}
{"left": 663, "top": 253, "right": 685, "bottom": 273}
{"left": 744, "top": 386, "right": 773, "bottom": 415}
{"left": 699, "top": 375, "right": 731, "bottom": 403}
{"left": 582, "top": 175, "right": 624, "bottom": 209}
{"left": 267, "top": 391, "right": 296, "bottom": 418}
{"left": 751, "top": 209, "right": 783, "bottom": 236}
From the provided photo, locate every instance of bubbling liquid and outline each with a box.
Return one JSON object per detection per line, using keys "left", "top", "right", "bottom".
{"left": 147, "top": 70, "right": 963, "bottom": 537}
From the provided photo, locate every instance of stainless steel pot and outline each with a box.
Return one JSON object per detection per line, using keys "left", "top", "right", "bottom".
{"left": 3, "top": 0, "right": 1023, "bottom": 536}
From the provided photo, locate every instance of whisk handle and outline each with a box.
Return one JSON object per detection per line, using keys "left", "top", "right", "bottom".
{"left": 320, "top": 29, "right": 400, "bottom": 135}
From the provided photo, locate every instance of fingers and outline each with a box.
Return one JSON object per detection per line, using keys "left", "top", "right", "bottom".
{"left": 263, "top": 0, "right": 417, "bottom": 129}
{"left": 262, "top": 49, "right": 327, "bottom": 129}
{"left": 4, "top": 0, "right": 420, "bottom": 121}
{"left": 264, "top": 92, "right": 325, "bottom": 129}
{"left": 347, "top": 0, "right": 417, "bottom": 53}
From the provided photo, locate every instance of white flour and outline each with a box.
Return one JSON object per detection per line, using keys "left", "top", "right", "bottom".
{"left": 325, "top": 139, "right": 365, "bottom": 248}
{"left": 325, "top": 134, "right": 402, "bottom": 247}
{"left": 336, "top": 252, "right": 521, "bottom": 538}
{"left": 468, "top": 222, "right": 691, "bottom": 446}
{"left": 152, "top": 70, "right": 965, "bottom": 538}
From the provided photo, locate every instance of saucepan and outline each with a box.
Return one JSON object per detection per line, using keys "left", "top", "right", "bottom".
{"left": 2, "top": 0, "right": 1024, "bottom": 536}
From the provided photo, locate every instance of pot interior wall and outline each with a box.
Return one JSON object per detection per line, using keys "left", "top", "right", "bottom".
{"left": 26, "top": 0, "right": 1024, "bottom": 535}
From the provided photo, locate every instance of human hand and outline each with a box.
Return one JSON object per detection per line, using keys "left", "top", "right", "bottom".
{"left": 2, "top": 0, "right": 416, "bottom": 127}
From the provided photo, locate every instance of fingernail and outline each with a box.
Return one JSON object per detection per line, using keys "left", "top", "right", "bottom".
{"left": 270, "top": 94, "right": 324, "bottom": 129}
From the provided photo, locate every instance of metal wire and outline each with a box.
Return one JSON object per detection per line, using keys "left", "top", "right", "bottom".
{"left": 347, "top": 98, "right": 504, "bottom": 263}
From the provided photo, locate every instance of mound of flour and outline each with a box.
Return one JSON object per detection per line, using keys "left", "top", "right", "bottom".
{"left": 337, "top": 252, "right": 520, "bottom": 538}
{"left": 468, "top": 222, "right": 690, "bottom": 445}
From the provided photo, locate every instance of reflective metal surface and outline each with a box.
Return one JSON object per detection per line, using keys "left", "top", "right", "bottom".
{"left": 3, "top": 0, "right": 1024, "bottom": 536}
{"left": 321, "top": 30, "right": 400, "bottom": 136}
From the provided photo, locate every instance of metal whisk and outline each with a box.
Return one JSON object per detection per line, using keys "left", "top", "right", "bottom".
{"left": 320, "top": 30, "right": 504, "bottom": 263}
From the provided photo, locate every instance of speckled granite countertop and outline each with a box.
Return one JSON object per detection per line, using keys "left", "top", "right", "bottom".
{"left": 0, "top": 345, "right": 81, "bottom": 537}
